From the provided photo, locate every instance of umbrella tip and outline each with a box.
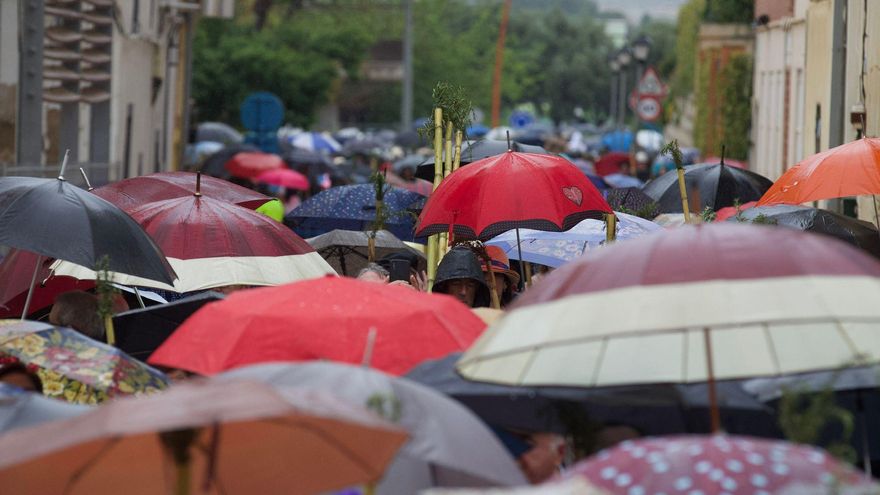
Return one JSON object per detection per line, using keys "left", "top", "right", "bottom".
{"left": 194, "top": 171, "right": 202, "bottom": 197}
{"left": 506, "top": 131, "right": 512, "bottom": 152}
{"left": 57, "top": 149, "right": 70, "bottom": 181}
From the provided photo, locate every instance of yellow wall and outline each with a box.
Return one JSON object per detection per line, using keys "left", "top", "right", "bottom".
{"left": 803, "top": 0, "right": 833, "bottom": 157}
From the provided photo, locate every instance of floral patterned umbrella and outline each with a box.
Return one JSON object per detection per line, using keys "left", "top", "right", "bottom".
{"left": 0, "top": 320, "right": 168, "bottom": 405}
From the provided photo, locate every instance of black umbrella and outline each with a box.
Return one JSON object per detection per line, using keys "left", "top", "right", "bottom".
{"left": 604, "top": 187, "right": 657, "bottom": 216}
{"left": 406, "top": 353, "right": 779, "bottom": 437}
{"left": 112, "top": 292, "right": 224, "bottom": 360}
{"left": 394, "top": 130, "right": 427, "bottom": 149}
{"left": 415, "top": 140, "right": 551, "bottom": 181}
{"left": 642, "top": 163, "right": 773, "bottom": 214}
{"left": 199, "top": 143, "right": 259, "bottom": 178}
{"left": 0, "top": 176, "right": 176, "bottom": 286}
{"left": 728, "top": 204, "right": 880, "bottom": 258}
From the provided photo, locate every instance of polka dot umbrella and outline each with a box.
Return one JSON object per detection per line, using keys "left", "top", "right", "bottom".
{"left": 567, "top": 435, "right": 874, "bottom": 495}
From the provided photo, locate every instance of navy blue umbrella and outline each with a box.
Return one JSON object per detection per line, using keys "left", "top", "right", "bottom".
{"left": 283, "top": 184, "right": 425, "bottom": 241}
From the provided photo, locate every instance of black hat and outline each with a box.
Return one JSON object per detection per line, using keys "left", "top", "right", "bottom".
{"left": 433, "top": 246, "right": 491, "bottom": 307}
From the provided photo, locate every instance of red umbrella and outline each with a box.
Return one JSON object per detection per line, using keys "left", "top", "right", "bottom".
{"left": 567, "top": 435, "right": 871, "bottom": 494}
{"left": 52, "top": 195, "right": 334, "bottom": 293}
{"left": 148, "top": 276, "right": 486, "bottom": 376}
{"left": 758, "top": 137, "right": 880, "bottom": 206}
{"left": 713, "top": 200, "right": 757, "bottom": 222}
{"left": 593, "top": 152, "right": 631, "bottom": 176}
{"left": 0, "top": 249, "right": 92, "bottom": 318}
{"left": 225, "top": 152, "right": 285, "bottom": 179}
{"left": 416, "top": 152, "right": 612, "bottom": 239}
{"left": 92, "top": 172, "right": 270, "bottom": 212}
{"left": 511, "top": 223, "right": 880, "bottom": 309}
{"left": 256, "top": 168, "right": 309, "bottom": 191}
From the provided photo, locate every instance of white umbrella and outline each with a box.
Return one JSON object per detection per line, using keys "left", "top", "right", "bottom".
{"left": 221, "top": 362, "right": 527, "bottom": 493}
{"left": 486, "top": 212, "right": 660, "bottom": 267}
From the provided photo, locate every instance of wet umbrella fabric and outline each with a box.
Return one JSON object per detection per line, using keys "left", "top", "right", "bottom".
{"left": 255, "top": 168, "right": 309, "bottom": 191}
{"left": 0, "top": 176, "right": 176, "bottom": 285}
{"left": 224, "top": 152, "right": 285, "bottom": 179}
{"left": 91, "top": 172, "right": 270, "bottom": 211}
{"left": 603, "top": 173, "right": 643, "bottom": 189}
{"left": 307, "top": 229, "right": 425, "bottom": 276}
{"left": 112, "top": 292, "right": 224, "bottom": 360}
{"left": 593, "top": 152, "right": 631, "bottom": 177}
{"left": 726, "top": 204, "right": 880, "bottom": 258}
{"left": 196, "top": 122, "right": 243, "bottom": 145}
{"left": 642, "top": 164, "right": 773, "bottom": 214}
{"left": 407, "top": 353, "right": 776, "bottom": 438}
{"left": 0, "top": 383, "right": 90, "bottom": 433}
{"left": 199, "top": 143, "right": 260, "bottom": 178}
{"left": 289, "top": 131, "right": 341, "bottom": 153}
{"left": 221, "top": 362, "right": 527, "bottom": 491}
{"left": 0, "top": 249, "right": 93, "bottom": 318}
{"left": 284, "top": 184, "right": 425, "bottom": 241}
{"left": 52, "top": 195, "right": 335, "bottom": 292}
{"left": 415, "top": 140, "right": 550, "bottom": 181}
{"left": 604, "top": 187, "right": 656, "bottom": 214}
{"left": 0, "top": 379, "right": 408, "bottom": 495}
{"left": 416, "top": 152, "right": 612, "bottom": 240}
{"left": 148, "top": 277, "right": 487, "bottom": 376}
{"left": 486, "top": 212, "right": 661, "bottom": 268}
{"left": 568, "top": 435, "right": 873, "bottom": 494}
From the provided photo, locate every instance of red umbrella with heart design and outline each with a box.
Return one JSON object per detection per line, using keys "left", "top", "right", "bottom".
{"left": 415, "top": 151, "right": 612, "bottom": 240}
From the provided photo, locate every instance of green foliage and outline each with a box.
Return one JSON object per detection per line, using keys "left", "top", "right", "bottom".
{"left": 94, "top": 255, "right": 117, "bottom": 322}
{"left": 778, "top": 385, "right": 857, "bottom": 464}
{"left": 719, "top": 54, "right": 753, "bottom": 161}
{"left": 669, "top": 0, "right": 705, "bottom": 101}
{"left": 617, "top": 202, "right": 660, "bottom": 221}
{"left": 369, "top": 171, "right": 388, "bottom": 236}
{"left": 633, "top": 18, "right": 677, "bottom": 81}
{"left": 421, "top": 82, "right": 474, "bottom": 141}
{"left": 703, "top": 0, "right": 754, "bottom": 23}
{"left": 191, "top": 10, "right": 376, "bottom": 127}
{"left": 694, "top": 50, "right": 712, "bottom": 152}
{"left": 660, "top": 139, "right": 684, "bottom": 170}
{"left": 366, "top": 392, "right": 402, "bottom": 423}
{"left": 699, "top": 206, "right": 716, "bottom": 223}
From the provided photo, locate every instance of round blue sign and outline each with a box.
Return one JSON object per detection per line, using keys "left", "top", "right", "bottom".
{"left": 240, "top": 92, "right": 285, "bottom": 132}
{"left": 508, "top": 110, "right": 534, "bottom": 129}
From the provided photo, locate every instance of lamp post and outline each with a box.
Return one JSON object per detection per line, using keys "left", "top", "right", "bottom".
{"left": 616, "top": 47, "right": 632, "bottom": 128}
{"left": 631, "top": 36, "right": 652, "bottom": 126}
{"left": 608, "top": 54, "right": 620, "bottom": 127}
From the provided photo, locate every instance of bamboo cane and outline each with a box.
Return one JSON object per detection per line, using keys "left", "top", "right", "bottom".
{"left": 481, "top": 249, "right": 502, "bottom": 309}
{"left": 438, "top": 122, "right": 455, "bottom": 258}
{"left": 677, "top": 167, "right": 692, "bottom": 223}
{"left": 452, "top": 130, "right": 463, "bottom": 172}
{"left": 605, "top": 213, "right": 617, "bottom": 243}
{"left": 426, "top": 108, "right": 444, "bottom": 291}
{"left": 104, "top": 315, "right": 116, "bottom": 346}
{"left": 523, "top": 261, "right": 532, "bottom": 287}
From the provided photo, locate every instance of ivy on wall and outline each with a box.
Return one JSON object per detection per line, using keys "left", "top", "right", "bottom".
{"left": 719, "top": 53, "right": 753, "bottom": 160}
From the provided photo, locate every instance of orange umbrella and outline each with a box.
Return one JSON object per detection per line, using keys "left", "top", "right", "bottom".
{"left": 0, "top": 379, "right": 407, "bottom": 495}
{"left": 758, "top": 137, "right": 880, "bottom": 205}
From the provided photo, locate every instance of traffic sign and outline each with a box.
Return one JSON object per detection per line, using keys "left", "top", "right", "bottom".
{"left": 636, "top": 67, "right": 668, "bottom": 97}
{"left": 636, "top": 96, "right": 662, "bottom": 122}
{"left": 508, "top": 110, "right": 534, "bottom": 129}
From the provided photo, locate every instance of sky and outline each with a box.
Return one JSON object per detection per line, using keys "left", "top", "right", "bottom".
{"left": 595, "top": 0, "right": 687, "bottom": 22}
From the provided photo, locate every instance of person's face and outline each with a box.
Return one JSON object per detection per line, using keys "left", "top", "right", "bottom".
{"left": 401, "top": 167, "right": 415, "bottom": 180}
{"left": 446, "top": 279, "right": 478, "bottom": 307}
{"left": 1, "top": 371, "right": 38, "bottom": 392}
{"left": 48, "top": 305, "right": 61, "bottom": 326}
{"left": 517, "top": 433, "right": 565, "bottom": 484}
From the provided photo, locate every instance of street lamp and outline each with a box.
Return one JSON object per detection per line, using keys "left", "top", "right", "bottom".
{"left": 631, "top": 35, "right": 652, "bottom": 63}
{"left": 616, "top": 47, "right": 632, "bottom": 127}
{"left": 608, "top": 54, "right": 620, "bottom": 126}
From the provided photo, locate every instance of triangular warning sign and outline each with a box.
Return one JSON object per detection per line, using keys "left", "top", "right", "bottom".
{"left": 636, "top": 67, "right": 667, "bottom": 97}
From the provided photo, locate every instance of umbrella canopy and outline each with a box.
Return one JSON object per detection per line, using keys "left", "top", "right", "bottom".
{"left": 703, "top": 157, "right": 747, "bottom": 169}
{"left": 0, "top": 383, "right": 90, "bottom": 433}
{"left": 486, "top": 212, "right": 661, "bottom": 268}
{"left": 416, "top": 152, "right": 612, "bottom": 240}
{"left": 727, "top": 204, "right": 880, "bottom": 258}
{"left": 568, "top": 435, "right": 873, "bottom": 495}
{"left": 415, "top": 140, "right": 550, "bottom": 181}
{"left": 593, "top": 152, "right": 631, "bottom": 177}
{"left": 385, "top": 172, "right": 434, "bottom": 196}
{"left": 643, "top": 164, "right": 773, "bottom": 214}
{"left": 603, "top": 173, "right": 644, "bottom": 189}
{"left": 0, "top": 320, "right": 169, "bottom": 404}
{"left": 284, "top": 184, "right": 425, "bottom": 241}
{"left": 224, "top": 151, "right": 285, "bottom": 179}
{"left": 714, "top": 200, "right": 757, "bottom": 222}
{"left": 199, "top": 143, "right": 260, "bottom": 178}
{"left": 307, "top": 229, "right": 425, "bottom": 276}
{"left": 91, "top": 172, "right": 270, "bottom": 211}
{"left": 392, "top": 154, "right": 428, "bottom": 173}
{"left": 457, "top": 224, "right": 880, "bottom": 388}
{"left": 255, "top": 168, "right": 309, "bottom": 191}
{"left": 0, "top": 176, "right": 176, "bottom": 285}
{"left": 195, "top": 122, "right": 243, "bottom": 145}
{"left": 112, "top": 292, "right": 224, "bottom": 360}
{"left": 148, "top": 277, "right": 487, "bottom": 376}
{"left": 289, "top": 131, "right": 341, "bottom": 153}
{"left": 221, "top": 362, "right": 527, "bottom": 491}
{"left": 52, "top": 195, "right": 335, "bottom": 292}
{"left": 408, "top": 353, "right": 776, "bottom": 438}
{"left": 758, "top": 137, "right": 880, "bottom": 206}
{"left": 0, "top": 249, "right": 93, "bottom": 318}
{"left": 586, "top": 173, "right": 610, "bottom": 192}
{"left": 604, "top": 187, "right": 656, "bottom": 214}
{"left": 0, "top": 379, "right": 408, "bottom": 495}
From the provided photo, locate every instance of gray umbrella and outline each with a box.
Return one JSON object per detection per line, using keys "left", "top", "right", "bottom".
{"left": 220, "top": 362, "right": 527, "bottom": 492}
{"left": 415, "top": 140, "right": 550, "bottom": 181}
{"left": 196, "top": 122, "right": 243, "bottom": 145}
{"left": 0, "top": 384, "right": 90, "bottom": 433}
{"left": 306, "top": 229, "right": 424, "bottom": 276}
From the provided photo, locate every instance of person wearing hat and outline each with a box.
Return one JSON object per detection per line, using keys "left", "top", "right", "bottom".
{"left": 482, "top": 245, "right": 520, "bottom": 307}
{"left": 433, "top": 246, "right": 491, "bottom": 308}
